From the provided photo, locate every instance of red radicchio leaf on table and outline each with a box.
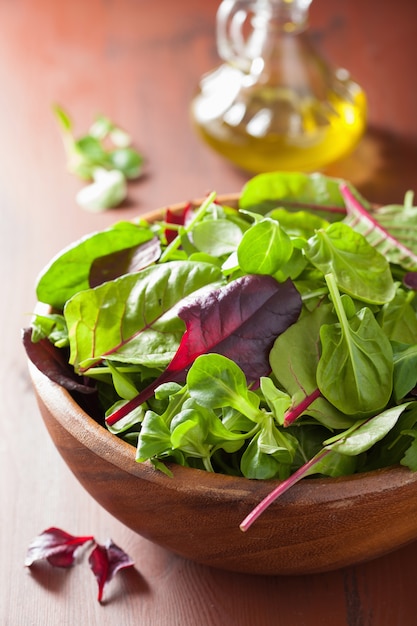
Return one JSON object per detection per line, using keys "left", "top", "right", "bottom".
{"left": 106, "top": 274, "right": 302, "bottom": 426}
{"left": 24, "top": 527, "right": 94, "bottom": 568}
{"left": 88, "top": 539, "right": 135, "bottom": 603}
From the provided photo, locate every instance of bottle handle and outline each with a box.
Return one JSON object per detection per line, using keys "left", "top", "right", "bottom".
{"left": 216, "top": 0, "right": 255, "bottom": 70}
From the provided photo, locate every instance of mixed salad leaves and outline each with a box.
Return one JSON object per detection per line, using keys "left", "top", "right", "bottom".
{"left": 24, "top": 171, "right": 417, "bottom": 529}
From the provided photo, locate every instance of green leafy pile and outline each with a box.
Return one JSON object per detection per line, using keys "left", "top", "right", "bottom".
{"left": 26, "top": 172, "right": 417, "bottom": 528}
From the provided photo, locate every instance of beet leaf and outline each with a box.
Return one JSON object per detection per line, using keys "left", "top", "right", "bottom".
{"left": 88, "top": 539, "right": 134, "bottom": 603}
{"left": 24, "top": 527, "right": 94, "bottom": 568}
{"left": 341, "top": 184, "right": 417, "bottom": 270}
{"left": 106, "top": 275, "right": 302, "bottom": 426}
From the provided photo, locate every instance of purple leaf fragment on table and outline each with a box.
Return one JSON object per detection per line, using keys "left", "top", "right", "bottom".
{"left": 24, "top": 527, "right": 94, "bottom": 568}
{"left": 88, "top": 539, "right": 135, "bottom": 602}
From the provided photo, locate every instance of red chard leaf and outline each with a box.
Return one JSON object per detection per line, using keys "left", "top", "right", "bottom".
{"left": 89, "top": 237, "right": 161, "bottom": 287}
{"left": 172, "top": 274, "right": 301, "bottom": 378}
{"left": 88, "top": 539, "right": 135, "bottom": 602}
{"left": 165, "top": 204, "right": 192, "bottom": 243}
{"left": 25, "top": 527, "right": 94, "bottom": 568}
{"left": 106, "top": 275, "right": 302, "bottom": 425}
{"left": 341, "top": 183, "right": 417, "bottom": 270}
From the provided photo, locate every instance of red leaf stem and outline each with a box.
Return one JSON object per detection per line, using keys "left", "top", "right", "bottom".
{"left": 341, "top": 184, "right": 417, "bottom": 267}
{"left": 239, "top": 449, "right": 331, "bottom": 532}
{"left": 283, "top": 388, "right": 322, "bottom": 427}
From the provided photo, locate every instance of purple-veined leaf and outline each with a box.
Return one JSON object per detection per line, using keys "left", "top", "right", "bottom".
{"left": 65, "top": 260, "right": 224, "bottom": 373}
{"left": 283, "top": 388, "right": 322, "bottom": 426}
{"left": 89, "top": 236, "right": 161, "bottom": 287}
{"left": 170, "top": 274, "right": 301, "bottom": 375}
{"left": 342, "top": 184, "right": 417, "bottom": 270}
{"left": 25, "top": 527, "right": 94, "bottom": 568}
{"left": 88, "top": 539, "right": 134, "bottom": 603}
{"left": 107, "top": 275, "right": 302, "bottom": 425}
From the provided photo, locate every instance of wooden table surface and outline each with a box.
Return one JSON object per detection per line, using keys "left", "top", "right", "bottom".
{"left": 2, "top": 1, "right": 417, "bottom": 624}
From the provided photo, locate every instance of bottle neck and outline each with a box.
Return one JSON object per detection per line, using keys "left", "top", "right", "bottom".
{"left": 253, "top": 0, "right": 312, "bottom": 34}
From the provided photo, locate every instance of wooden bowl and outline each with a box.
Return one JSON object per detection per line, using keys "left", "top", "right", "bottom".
{"left": 27, "top": 197, "right": 417, "bottom": 575}
{"left": 29, "top": 359, "right": 417, "bottom": 575}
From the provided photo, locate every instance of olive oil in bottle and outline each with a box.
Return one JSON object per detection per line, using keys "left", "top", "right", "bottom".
{"left": 191, "top": 0, "right": 367, "bottom": 173}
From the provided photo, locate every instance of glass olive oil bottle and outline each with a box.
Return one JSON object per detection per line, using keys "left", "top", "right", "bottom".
{"left": 191, "top": 0, "right": 367, "bottom": 173}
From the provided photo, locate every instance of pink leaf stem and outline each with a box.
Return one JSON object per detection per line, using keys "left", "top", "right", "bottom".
{"left": 239, "top": 449, "right": 331, "bottom": 532}
{"left": 283, "top": 388, "right": 322, "bottom": 427}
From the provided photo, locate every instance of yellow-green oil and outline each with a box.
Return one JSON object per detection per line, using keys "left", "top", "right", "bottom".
{"left": 191, "top": 68, "right": 367, "bottom": 173}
